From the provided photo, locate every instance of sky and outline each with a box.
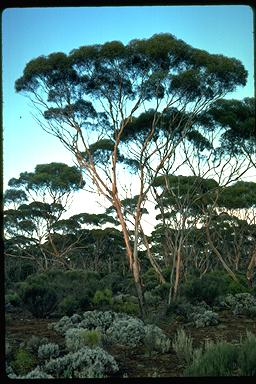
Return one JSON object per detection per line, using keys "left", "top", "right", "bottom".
{"left": 2, "top": 5, "right": 254, "bottom": 226}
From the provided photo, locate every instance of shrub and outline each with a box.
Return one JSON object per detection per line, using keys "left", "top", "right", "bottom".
{"left": 43, "top": 346, "right": 118, "bottom": 378}
{"left": 92, "top": 289, "right": 113, "bottom": 307}
{"left": 191, "top": 310, "right": 219, "bottom": 328}
{"left": 5, "top": 291, "right": 21, "bottom": 307}
{"left": 152, "top": 282, "right": 171, "bottom": 299}
{"left": 106, "top": 317, "right": 145, "bottom": 347}
{"left": 58, "top": 295, "right": 80, "bottom": 316}
{"left": 21, "top": 285, "right": 58, "bottom": 318}
{"left": 144, "top": 324, "right": 171, "bottom": 354}
{"left": 50, "top": 315, "right": 79, "bottom": 334}
{"left": 185, "top": 341, "right": 238, "bottom": 376}
{"left": 38, "top": 343, "right": 60, "bottom": 361}
{"left": 172, "top": 328, "right": 194, "bottom": 364}
{"left": 26, "top": 335, "right": 49, "bottom": 354}
{"left": 65, "top": 328, "right": 102, "bottom": 352}
{"left": 11, "top": 348, "right": 37, "bottom": 376}
{"left": 238, "top": 331, "right": 256, "bottom": 376}
{"left": 113, "top": 301, "right": 139, "bottom": 316}
{"left": 217, "top": 293, "right": 256, "bottom": 317}
{"left": 181, "top": 271, "right": 231, "bottom": 305}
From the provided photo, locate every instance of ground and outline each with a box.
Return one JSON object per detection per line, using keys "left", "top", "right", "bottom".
{"left": 5, "top": 308, "right": 256, "bottom": 378}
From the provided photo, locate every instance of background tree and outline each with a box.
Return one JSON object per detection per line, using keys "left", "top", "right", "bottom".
{"left": 4, "top": 163, "right": 83, "bottom": 273}
{"left": 15, "top": 34, "right": 247, "bottom": 315}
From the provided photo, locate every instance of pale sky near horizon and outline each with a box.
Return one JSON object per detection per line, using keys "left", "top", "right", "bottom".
{"left": 2, "top": 5, "right": 254, "bottom": 231}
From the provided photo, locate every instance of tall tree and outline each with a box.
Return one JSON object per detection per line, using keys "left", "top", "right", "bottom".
{"left": 15, "top": 34, "right": 247, "bottom": 316}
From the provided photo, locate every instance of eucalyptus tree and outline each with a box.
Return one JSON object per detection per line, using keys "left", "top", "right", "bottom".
{"left": 4, "top": 163, "right": 83, "bottom": 271}
{"left": 15, "top": 33, "right": 247, "bottom": 315}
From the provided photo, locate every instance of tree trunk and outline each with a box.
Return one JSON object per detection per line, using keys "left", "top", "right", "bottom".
{"left": 247, "top": 247, "right": 256, "bottom": 287}
{"left": 205, "top": 225, "right": 239, "bottom": 282}
{"left": 113, "top": 198, "right": 146, "bottom": 318}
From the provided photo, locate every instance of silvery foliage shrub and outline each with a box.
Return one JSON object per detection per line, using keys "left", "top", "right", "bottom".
{"left": 144, "top": 324, "right": 171, "bottom": 353}
{"left": 65, "top": 328, "right": 102, "bottom": 352}
{"left": 106, "top": 317, "right": 145, "bottom": 347}
{"left": 217, "top": 293, "right": 256, "bottom": 317}
{"left": 26, "top": 335, "right": 49, "bottom": 354}
{"left": 38, "top": 343, "right": 60, "bottom": 360}
{"left": 79, "top": 310, "right": 120, "bottom": 332}
{"left": 191, "top": 310, "right": 219, "bottom": 328}
{"left": 172, "top": 328, "right": 194, "bottom": 364}
{"left": 17, "top": 367, "right": 54, "bottom": 379}
{"left": 43, "top": 346, "right": 118, "bottom": 378}
{"left": 50, "top": 314, "right": 81, "bottom": 334}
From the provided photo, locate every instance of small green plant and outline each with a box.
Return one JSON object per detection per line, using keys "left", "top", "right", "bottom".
{"left": 92, "top": 289, "right": 113, "bottom": 307}
{"left": 172, "top": 328, "right": 194, "bottom": 364}
{"left": 11, "top": 348, "right": 37, "bottom": 376}
{"left": 238, "top": 331, "right": 256, "bottom": 376}
{"left": 58, "top": 295, "right": 79, "bottom": 316}
{"left": 185, "top": 341, "right": 238, "bottom": 376}
{"left": 5, "top": 291, "right": 21, "bottom": 306}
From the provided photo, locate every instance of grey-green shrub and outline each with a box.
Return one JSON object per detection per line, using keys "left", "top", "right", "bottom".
{"left": 217, "top": 293, "right": 256, "bottom": 317}
{"left": 144, "top": 324, "right": 171, "bottom": 354}
{"left": 26, "top": 335, "right": 49, "bottom": 354}
{"left": 38, "top": 343, "right": 60, "bottom": 360}
{"left": 106, "top": 317, "right": 145, "bottom": 347}
{"left": 43, "top": 346, "right": 118, "bottom": 378}
{"left": 191, "top": 310, "right": 219, "bottom": 328}
{"left": 172, "top": 328, "right": 194, "bottom": 364}
{"left": 65, "top": 328, "right": 102, "bottom": 351}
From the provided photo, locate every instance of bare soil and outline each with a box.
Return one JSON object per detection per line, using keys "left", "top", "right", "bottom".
{"left": 5, "top": 308, "right": 256, "bottom": 378}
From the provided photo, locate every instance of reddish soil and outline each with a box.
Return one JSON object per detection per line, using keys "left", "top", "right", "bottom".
{"left": 5, "top": 309, "right": 256, "bottom": 378}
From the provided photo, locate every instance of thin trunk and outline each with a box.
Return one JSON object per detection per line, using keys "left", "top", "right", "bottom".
{"left": 247, "top": 247, "right": 256, "bottom": 287}
{"left": 140, "top": 224, "right": 166, "bottom": 284}
{"left": 205, "top": 225, "right": 239, "bottom": 282}
{"left": 113, "top": 197, "right": 146, "bottom": 318}
{"left": 173, "top": 244, "right": 182, "bottom": 301}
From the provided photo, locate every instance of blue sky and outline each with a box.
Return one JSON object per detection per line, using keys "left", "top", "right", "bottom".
{"left": 2, "top": 5, "right": 254, "bottom": 197}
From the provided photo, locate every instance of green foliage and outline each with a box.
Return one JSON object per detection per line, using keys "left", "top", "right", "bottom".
{"left": 5, "top": 291, "right": 21, "bottom": 306}
{"left": 238, "top": 332, "right": 256, "bottom": 376}
{"left": 25, "top": 335, "right": 49, "bottom": 354}
{"left": 92, "top": 289, "right": 113, "bottom": 307}
{"left": 21, "top": 285, "right": 58, "bottom": 318}
{"left": 16, "top": 269, "right": 101, "bottom": 317}
{"left": 65, "top": 328, "right": 102, "bottom": 351}
{"left": 185, "top": 341, "right": 238, "bottom": 376}
{"left": 181, "top": 271, "right": 233, "bottom": 304}
{"left": 11, "top": 348, "right": 37, "bottom": 376}
{"left": 58, "top": 295, "right": 80, "bottom": 316}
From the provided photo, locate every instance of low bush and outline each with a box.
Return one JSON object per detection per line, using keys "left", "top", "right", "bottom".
{"left": 172, "top": 328, "right": 194, "bottom": 364}
{"left": 92, "top": 289, "right": 113, "bottom": 307}
{"left": 238, "top": 331, "right": 256, "bottom": 376}
{"left": 5, "top": 291, "right": 21, "bottom": 307}
{"left": 25, "top": 335, "right": 49, "bottom": 354}
{"left": 21, "top": 285, "right": 58, "bottom": 318}
{"left": 65, "top": 328, "right": 102, "bottom": 351}
{"left": 106, "top": 317, "right": 145, "bottom": 347}
{"left": 217, "top": 293, "right": 256, "bottom": 317}
{"left": 191, "top": 310, "right": 219, "bottom": 328}
{"left": 185, "top": 341, "right": 238, "bottom": 376}
{"left": 144, "top": 324, "right": 171, "bottom": 354}
{"left": 11, "top": 348, "right": 37, "bottom": 376}
{"left": 181, "top": 271, "right": 231, "bottom": 305}
{"left": 38, "top": 343, "right": 60, "bottom": 361}
{"left": 43, "top": 346, "right": 119, "bottom": 378}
